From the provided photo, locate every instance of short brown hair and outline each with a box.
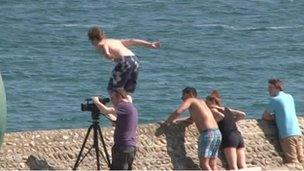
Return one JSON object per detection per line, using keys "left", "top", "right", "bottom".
{"left": 88, "top": 26, "right": 105, "bottom": 41}
{"left": 268, "top": 78, "right": 284, "bottom": 91}
{"left": 182, "top": 87, "right": 197, "bottom": 97}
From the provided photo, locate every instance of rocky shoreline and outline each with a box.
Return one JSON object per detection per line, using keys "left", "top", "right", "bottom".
{"left": 0, "top": 117, "right": 304, "bottom": 170}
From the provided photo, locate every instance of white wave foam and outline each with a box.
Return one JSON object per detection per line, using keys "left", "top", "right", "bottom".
{"left": 42, "top": 23, "right": 116, "bottom": 29}
{"left": 196, "top": 24, "right": 304, "bottom": 31}
{"left": 63, "top": 24, "right": 95, "bottom": 28}
{"left": 62, "top": 23, "right": 116, "bottom": 29}
{"left": 267, "top": 25, "right": 304, "bottom": 30}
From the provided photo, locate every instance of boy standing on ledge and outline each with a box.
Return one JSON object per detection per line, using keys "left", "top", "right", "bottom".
{"left": 88, "top": 26, "right": 161, "bottom": 102}
{"left": 163, "top": 87, "right": 222, "bottom": 170}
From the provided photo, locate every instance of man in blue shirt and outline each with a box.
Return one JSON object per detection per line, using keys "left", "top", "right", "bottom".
{"left": 262, "top": 79, "right": 303, "bottom": 163}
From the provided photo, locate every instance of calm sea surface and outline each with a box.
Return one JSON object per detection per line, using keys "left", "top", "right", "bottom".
{"left": 0, "top": 0, "right": 303, "bottom": 132}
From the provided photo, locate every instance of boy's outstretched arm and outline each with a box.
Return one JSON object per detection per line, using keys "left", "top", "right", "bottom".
{"left": 121, "top": 39, "right": 161, "bottom": 48}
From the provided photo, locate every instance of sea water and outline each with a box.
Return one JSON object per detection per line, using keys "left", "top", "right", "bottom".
{"left": 0, "top": 0, "right": 303, "bottom": 132}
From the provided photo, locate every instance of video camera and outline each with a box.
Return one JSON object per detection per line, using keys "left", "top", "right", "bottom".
{"left": 75, "top": 96, "right": 112, "bottom": 169}
{"left": 81, "top": 97, "right": 110, "bottom": 114}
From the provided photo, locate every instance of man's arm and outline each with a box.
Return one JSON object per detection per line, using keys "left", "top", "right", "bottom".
{"left": 163, "top": 99, "right": 191, "bottom": 126}
{"left": 173, "top": 116, "right": 194, "bottom": 126}
{"left": 262, "top": 110, "right": 275, "bottom": 121}
{"left": 92, "top": 97, "right": 117, "bottom": 117}
{"left": 121, "top": 39, "right": 161, "bottom": 49}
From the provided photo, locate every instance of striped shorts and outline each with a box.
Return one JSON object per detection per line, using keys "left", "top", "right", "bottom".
{"left": 198, "top": 129, "right": 222, "bottom": 158}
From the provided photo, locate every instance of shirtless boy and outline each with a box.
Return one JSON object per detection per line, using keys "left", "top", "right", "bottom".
{"left": 163, "top": 87, "right": 222, "bottom": 170}
{"left": 88, "top": 26, "right": 160, "bottom": 102}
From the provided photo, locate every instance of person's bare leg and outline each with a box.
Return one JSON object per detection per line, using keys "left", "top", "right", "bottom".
{"left": 224, "top": 147, "right": 238, "bottom": 170}
{"left": 236, "top": 148, "right": 247, "bottom": 169}
{"left": 209, "top": 158, "right": 218, "bottom": 170}
{"left": 200, "top": 158, "right": 212, "bottom": 171}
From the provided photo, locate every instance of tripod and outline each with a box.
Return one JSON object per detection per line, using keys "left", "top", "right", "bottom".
{"left": 73, "top": 111, "right": 111, "bottom": 170}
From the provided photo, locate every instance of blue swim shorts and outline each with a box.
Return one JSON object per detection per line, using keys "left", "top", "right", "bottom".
{"left": 107, "top": 56, "right": 140, "bottom": 93}
{"left": 198, "top": 129, "right": 222, "bottom": 158}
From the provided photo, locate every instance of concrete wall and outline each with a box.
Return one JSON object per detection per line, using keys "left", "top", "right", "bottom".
{"left": 0, "top": 117, "right": 303, "bottom": 170}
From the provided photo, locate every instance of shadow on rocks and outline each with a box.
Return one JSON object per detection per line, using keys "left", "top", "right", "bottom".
{"left": 155, "top": 123, "right": 200, "bottom": 170}
{"left": 26, "top": 154, "right": 57, "bottom": 170}
{"left": 257, "top": 119, "right": 285, "bottom": 163}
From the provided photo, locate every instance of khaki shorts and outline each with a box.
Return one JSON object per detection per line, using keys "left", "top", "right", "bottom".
{"left": 279, "top": 135, "right": 304, "bottom": 163}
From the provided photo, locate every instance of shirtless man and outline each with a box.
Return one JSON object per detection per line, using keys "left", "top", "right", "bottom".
{"left": 88, "top": 26, "right": 161, "bottom": 102}
{"left": 163, "top": 87, "right": 222, "bottom": 170}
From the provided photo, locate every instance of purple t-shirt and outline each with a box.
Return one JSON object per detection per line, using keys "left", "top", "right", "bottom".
{"left": 114, "top": 101, "right": 138, "bottom": 147}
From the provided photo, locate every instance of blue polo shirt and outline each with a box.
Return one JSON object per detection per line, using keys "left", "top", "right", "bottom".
{"left": 266, "top": 91, "right": 301, "bottom": 139}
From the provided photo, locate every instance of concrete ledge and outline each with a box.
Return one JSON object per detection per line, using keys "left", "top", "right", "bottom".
{"left": 0, "top": 117, "right": 304, "bottom": 170}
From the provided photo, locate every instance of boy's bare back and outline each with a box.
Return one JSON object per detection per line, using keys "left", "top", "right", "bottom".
{"left": 97, "top": 39, "right": 135, "bottom": 60}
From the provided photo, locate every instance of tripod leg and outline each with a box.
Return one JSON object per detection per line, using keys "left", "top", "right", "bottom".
{"left": 73, "top": 125, "right": 93, "bottom": 170}
{"left": 93, "top": 124, "right": 101, "bottom": 170}
{"left": 97, "top": 125, "right": 111, "bottom": 167}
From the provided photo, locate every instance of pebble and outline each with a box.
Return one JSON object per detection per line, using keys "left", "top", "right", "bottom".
{"left": 19, "top": 163, "right": 26, "bottom": 169}
{"left": 62, "top": 135, "right": 69, "bottom": 140}
{"left": 29, "top": 141, "right": 35, "bottom": 147}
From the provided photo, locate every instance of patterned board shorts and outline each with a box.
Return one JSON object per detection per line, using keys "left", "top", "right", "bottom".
{"left": 198, "top": 129, "right": 222, "bottom": 158}
{"left": 107, "top": 56, "right": 140, "bottom": 93}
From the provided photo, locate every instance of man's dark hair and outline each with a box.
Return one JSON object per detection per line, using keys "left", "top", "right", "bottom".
{"left": 268, "top": 78, "right": 284, "bottom": 91}
{"left": 88, "top": 26, "right": 105, "bottom": 41}
{"left": 182, "top": 87, "right": 197, "bottom": 97}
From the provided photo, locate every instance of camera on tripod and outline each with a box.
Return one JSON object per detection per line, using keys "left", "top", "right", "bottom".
{"left": 73, "top": 96, "right": 112, "bottom": 170}
{"left": 81, "top": 97, "right": 110, "bottom": 113}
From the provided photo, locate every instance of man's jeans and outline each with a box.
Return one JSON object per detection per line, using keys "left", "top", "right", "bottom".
{"left": 111, "top": 145, "right": 136, "bottom": 170}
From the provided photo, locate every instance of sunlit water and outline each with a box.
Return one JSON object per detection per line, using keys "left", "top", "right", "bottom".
{"left": 0, "top": 0, "right": 303, "bottom": 132}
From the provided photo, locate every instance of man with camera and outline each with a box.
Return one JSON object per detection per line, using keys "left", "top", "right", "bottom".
{"left": 92, "top": 88, "right": 138, "bottom": 170}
